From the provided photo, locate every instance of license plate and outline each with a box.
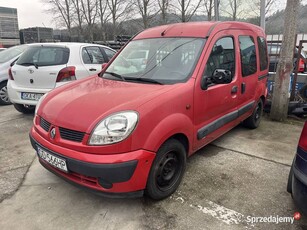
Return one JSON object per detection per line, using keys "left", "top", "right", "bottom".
{"left": 21, "top": 92, "right": 44, "bottom": 101}
{"left": 37, "top": 146, "right": 68, "bottom": 172}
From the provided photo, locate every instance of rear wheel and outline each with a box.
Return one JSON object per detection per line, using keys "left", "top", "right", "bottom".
{"left": 146, "top": 139, "right": 186, "bottom": 200}
{"left": 243, "top": 99, "right": 263, "bottom": 129}
{"left": 13, "top": 103, "right": 35, "bottom": 114}
{"left": 0, "top": 81, "right": 11, "bottom": 105}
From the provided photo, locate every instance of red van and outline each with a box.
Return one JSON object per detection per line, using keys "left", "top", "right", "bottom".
{"left": 30, "top": 21, "right": 268, "bottom": 200}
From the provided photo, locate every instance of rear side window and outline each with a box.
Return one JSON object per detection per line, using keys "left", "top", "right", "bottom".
{"left": 257, "top": 37, "right": 268, "bottom": 71}
{"left": 204, "top": 36, "right": 235, "bottom": 79}
{"left": 239, "top": 36, "right": 257, "bottom": 77}
{"left": 17, "top": 46, "right": 69, "bottom": 67}
{"left": 82, "top": 46, "right": 106, "bottom": 64}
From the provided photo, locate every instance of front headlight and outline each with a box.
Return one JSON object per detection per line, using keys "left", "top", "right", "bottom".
{"left": 89, "top": 111, "right": 138, "bottom": 145}
{"left": 35, "top": 93, "right": 48, "bottom": 115}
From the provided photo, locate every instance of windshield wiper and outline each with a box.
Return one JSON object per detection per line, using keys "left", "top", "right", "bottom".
{"left": 104, "top": 71, "right": 126, "bottom": 81}
{"left": 19, "top": 62, "right": 38, "bottom": 69}
{"left": 132, "top": 77, "right": 163, "bottom": 85}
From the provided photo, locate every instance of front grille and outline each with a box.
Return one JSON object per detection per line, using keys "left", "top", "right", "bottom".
{"left": 40, "top": 117, "right": 51, "bottom": 132}
{"left": 59, "top": 127, "right": 85, "bottom": 142}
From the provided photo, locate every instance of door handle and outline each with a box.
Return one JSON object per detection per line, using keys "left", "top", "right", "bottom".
{"left": 231, "top": 85, "right": 238, "bottom": 94}
{"left": 89, "top": 68, "right": 97, "bottom": 71}
{"left": 241, "top": 83, "right": 246, "bottom": 94}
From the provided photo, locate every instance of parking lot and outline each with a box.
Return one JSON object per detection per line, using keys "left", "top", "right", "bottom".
{"left": 0, "top": 104, "right": 307, "bottom": 230}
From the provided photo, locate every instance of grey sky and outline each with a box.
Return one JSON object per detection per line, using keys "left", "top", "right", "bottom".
{"left": 0, "top": 0, "right": 293, "bottom": 30}
{"left": 0, "top": 0, "right": 54, "bottom": 29}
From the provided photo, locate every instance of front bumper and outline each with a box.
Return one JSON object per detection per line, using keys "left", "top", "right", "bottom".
{"left": 30, "top": 127, "right": 156, "bottom": 197}
{"left": 291, "top": 147, "right": 307, "bottom": 214}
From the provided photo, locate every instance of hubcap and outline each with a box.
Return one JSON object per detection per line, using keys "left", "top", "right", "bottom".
{"left": 156, "top": 151, "right": 179, "bottom": 191}
{"left": 0, "top": 85, "right": 10, "bottom": 103}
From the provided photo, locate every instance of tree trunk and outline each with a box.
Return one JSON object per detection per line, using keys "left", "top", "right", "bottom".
{"left": 270, "top": 0, "right": 300, "bottom": 121}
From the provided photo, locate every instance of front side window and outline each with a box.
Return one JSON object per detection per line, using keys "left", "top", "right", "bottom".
{"left": 257, "top": 37, "right": 268, "bottom": 71}
{"left": 204, "top": 36, "right": 235, "bottom": 79}
{"left": 82, "top": 47, "right": 106, "bottom": 64}
{"left": 239, "top": 36, "right": 257, "bottom": 77}
{"left": 17, "top": 46, "right": 69, "bottom": 67}
{"left": 104, "top": 48, "right": 116, "bottom": 60}
{"left": 103, "top": 38, "right": 205, "bottom": 84}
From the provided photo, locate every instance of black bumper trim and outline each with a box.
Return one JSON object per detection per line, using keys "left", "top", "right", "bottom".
{"left": 40, "top": 160, "right": 144, "bottom": 198}
{"left": 29, "top": 134, "right": 138, "bottom": 184}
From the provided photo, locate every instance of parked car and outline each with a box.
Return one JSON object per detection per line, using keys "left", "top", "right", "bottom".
{"left": 0, "top": 48, "right": 6, "bottom": 52}
{"left": 126, "top": 50, "right": 149, "bottom": 70}
{"left": 30, "top": 22, "right": 268, "bottom": 199}
{"left": 288, "top": 121, "right": 307, "bottom": 214}
{"left": 8, "top": 43, "right": 116, "bottom": 113}
{"left": 0, "top": 44, "right": 28, "bottom": 105}
{"left": 268, "top": 43, "right": 306, "bottom": 73}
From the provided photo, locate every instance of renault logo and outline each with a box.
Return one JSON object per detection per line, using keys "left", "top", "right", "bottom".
{"left": 28, "top": 69, "right": 34, "bottom": 74}
{"left": 50, "top": 128, "right": 56, "bottom": 139}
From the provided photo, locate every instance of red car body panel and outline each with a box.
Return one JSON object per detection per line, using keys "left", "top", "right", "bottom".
{"left": 30, "top": 21, "right": 268, "bottom": 196}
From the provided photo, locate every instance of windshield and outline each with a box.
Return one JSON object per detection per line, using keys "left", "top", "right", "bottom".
{"left": 0, "top": 45, "right": 28, "bottom": 63}
{"left": 103, "top": 38, "right": 205, "bottom": 84}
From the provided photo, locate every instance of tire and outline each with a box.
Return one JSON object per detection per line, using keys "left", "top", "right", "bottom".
{"left": 13, "top": 103, "right": 35, "bottom": 114}
{"left": 0, "top": 81, "right": 11, "bottom": 105}
{"left": 287, "top": 165, "right": 293, "bottom": 193}
{"left": 299, "top": 84, "right": 307, "bottom": 101}
{"left": 243, "top": 99, "right": 263, "bottom": 129}
{"left": 146, "top": 139, "right": 187, "bottom": 200}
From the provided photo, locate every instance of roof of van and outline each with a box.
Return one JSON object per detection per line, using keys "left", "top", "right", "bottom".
{"left": 134, "top": 21, "right": 265, "bottom": 40}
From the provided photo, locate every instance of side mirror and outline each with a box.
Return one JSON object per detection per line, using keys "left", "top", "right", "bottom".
{"left": 101, "top": 63, "right": 108, "bottom": 71}
{"left": 201, "top": 76, "right": 212, "bottom": 90}
{"left": 201, "top": 69, "right": 232, "bottom": 90}
{"left": 212, "top": 69, "right": 232, "bottom": 84}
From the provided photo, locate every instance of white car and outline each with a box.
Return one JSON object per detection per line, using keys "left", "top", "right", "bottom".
{"left": 0, "top": 45, "right": 28, "bottom": 105}
{"left": 8, "top": 42, "right": 116, "bottom": 113}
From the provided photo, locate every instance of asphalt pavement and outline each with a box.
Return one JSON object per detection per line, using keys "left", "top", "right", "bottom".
{"left": 0, "top": 104, "right": 306, "bottom": 230}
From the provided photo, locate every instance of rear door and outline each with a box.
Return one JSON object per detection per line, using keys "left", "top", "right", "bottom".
{"left": 237, "top": 33, "right": 259, "bottom": 115}
{"left": 12, "top": 46, "right": 69, "bottom": 89}
{"left": 81, "top": 46, "right": 108, "bottom": 76}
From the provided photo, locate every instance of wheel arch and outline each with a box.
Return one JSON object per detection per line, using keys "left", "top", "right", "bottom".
{"left": 142, "top": 113, "right": 193, "bottom": 155}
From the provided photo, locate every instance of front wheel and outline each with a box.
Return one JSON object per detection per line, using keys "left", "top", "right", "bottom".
{"left": 242, "top": 99, "right": 263, "bottom": 129}
{"left": 146, "top": 139, "right": 187, "bottom": 200}
{"left": 13, "top": 103, "right": 35, "bottom": 114}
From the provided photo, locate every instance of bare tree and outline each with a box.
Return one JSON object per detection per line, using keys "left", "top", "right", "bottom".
{"left": 203, "top": 0, "right": 214, "bottom": 21}
{"left": 133, "top": 0, "right": 157, "bottom": 29}
{"left": 173, "top": 0, "right": 202, "bottom": 22}
{"left": 248, "top": 0, "right": 277, "bottom": 18}
{"left": 80, "top": 0, "right": 99, "bottom": 42}
{"left": 107, "top": 0, "right": 131, "bottom": 40}
{"left": 46, "top": 0, "right": 73, "bottom": 39}
{"left": 72, "top": 0, "right": 84, "bottom": 41}
{"left": 221, "top": 0, "right": 244, "bottom": 21}
{"left": 157, "top": 0, "right": 170, "bottom": 24}
{"left": 98, "top": 0, "right": 110, "bottom": 41}
{"left": 270, "top": 0, "right": 300, "bottom": 121}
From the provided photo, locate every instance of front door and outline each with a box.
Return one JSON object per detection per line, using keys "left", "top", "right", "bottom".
{"left": 193, "top": 32, "right": 240, "bottom": 151}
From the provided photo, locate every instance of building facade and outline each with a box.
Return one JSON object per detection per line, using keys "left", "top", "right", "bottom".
{"left": 0, "top": 6, "right": 20, "bottom": 47}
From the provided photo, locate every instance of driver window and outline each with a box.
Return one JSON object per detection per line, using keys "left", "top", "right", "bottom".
{"left": 204, "top": 37, "right": 235, "bottom": 80}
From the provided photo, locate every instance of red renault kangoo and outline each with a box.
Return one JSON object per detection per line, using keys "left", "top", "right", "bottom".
{"left": 30, "top": 21, "right": 268, "bottom": 200}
